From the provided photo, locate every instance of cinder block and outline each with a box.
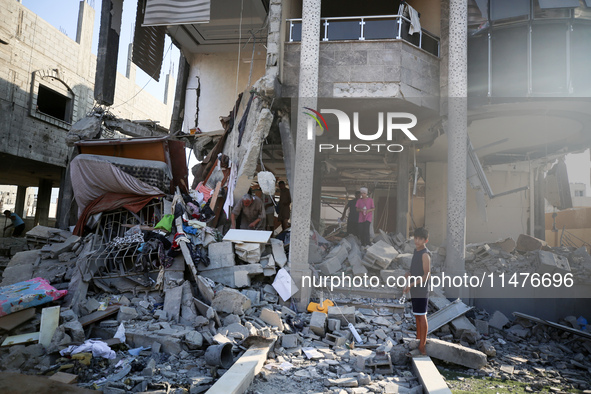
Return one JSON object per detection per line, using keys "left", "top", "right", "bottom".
{"left": 206, "top": 242, "right": 235, "bottom": 270}
{"left": 234, "top": 270, "right": 251, "bottom": 288}
{"left": 310, "top": 311, "right": 327, "bottom": 336}
{"left": 282, "top": 333, "right": 299, "bottom": 348}
{"left": 260, "top": 308, "right": 284, "bottom": 331}
{"left": 327, "top": 306, "right": 355, "bottom": 326}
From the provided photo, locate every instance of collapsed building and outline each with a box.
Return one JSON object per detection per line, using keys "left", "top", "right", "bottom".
{"left": 1, "top": 0, "right": 591, "bottom": 392}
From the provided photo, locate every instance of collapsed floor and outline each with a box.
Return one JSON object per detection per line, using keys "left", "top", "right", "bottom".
{"left": 0, "top": 222, "right": 590, "bottom": 394}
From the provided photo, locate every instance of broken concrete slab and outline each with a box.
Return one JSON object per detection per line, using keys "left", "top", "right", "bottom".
{"left": 317, "top": 256, "right": 345, "bottom": 275}
{"left": 492, "top": 237, "right": 516, "bottom": 254}
{"left": 327, "top": 306, "right": 355, "bottom": 326}
{"left": 474, "top": 319, "right": 489, "bottom": 335}
{"left": 202, "top": 241, "right": 235, "bottom": 270}
{"left": 206, "top": 339, "right": 275, "bottom": 394}
{"left": 79, "top": 305, "right": 119, "bottom": 327}
{"left": 181, "top": 281, "right": 199, "bottom": 324}
{"left": 199, "top": 264, "right": 263, "bottom": 288}
{"left": 364, "top": 240, "right": 399, "bottom": 269}
{"left": 536, "top": 250, "right": 571, "bottom": 274}
{"left": 260, "top": 254, "right": 276, "bottom": 276}
{"left": 0, "top": 250, "right": 39, "bottom": 286}
{"left": 196, "top": 275, "right": 214, "bottom": 305}
{"left": 223, "top": 229, "right": 272, "bottom": 243}
{"left": 235, "top": 242, "right": 263, "bottom": 264}
{"left": 185, "top": 331, "right": 203, "bottom": 349}
{"left": 488, "top": 310, "right": 510, "bottom": 330}
{"left": 234, "top": 270, "right": 251, "bottom": 288}
{"left": 260, "top": 308, "right": 284, "bottom": 331}
{"left": 282, "top": 333, "right": 299, "bottom": 348}
{"left": 125, "top": 327, "right": 183, "bottom": 355}
{"left": 117, "top": 306, "right": 139, "bottom": 322}
{"left": 516, "top": 234, "right": 547, "bottom": 253}
{"left": 0, "top": 372, "right": 96, "bottom": 393}
{"left": 48, "top": 235, "right": 80, "bottom": 259}
{"left": 212, "top": 288, "right": 252, "bottom": 315}
{"left": 425, "top": 338, "right": 488, "bottom": 369}
{"left": 427, "top": 299, "right": 472, "bottom": 334}
{"left": 429, "top": 296, "right": 478, "bottom": 337}
{"left": 270, "top": 239, "right": 287, "bottom": 267}
{"left": 411, "top": 356, "right": 452, "bottom": 394}
{"left": 310, "top": 311, "right": 327, "bottom": 336}
{"left": 164, "top": 286, "right": 183, "bottom": 323}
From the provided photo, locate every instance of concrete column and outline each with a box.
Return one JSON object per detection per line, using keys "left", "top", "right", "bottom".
{"left": 94, "top": 0, "right": 123, "bottom": 106}
{"left": 14, "top": 186, "right": 27, "bottom": 218}
{"left": 534, "top": 167, "right": 546, "bottom": 240}
{"left": 444, "top": 0, "right": 468, "bottom": 293}
{"left": 311, "top": 158, "right": 322, "bottom": 230}
{"left": 396, "top": 147, "right": 410, "bottom": 236}
{"left": 35, "top": 179, "right": 53, "bottom": 227}
{"left": 289, "top": 0, "right": 321, "bottom": 311}
{"left": 170, "top": 53, "right": 190, "bottom": 133}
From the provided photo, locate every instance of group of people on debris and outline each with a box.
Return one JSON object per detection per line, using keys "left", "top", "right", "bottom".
{"left": 341, "top": 187, "right": 375, "bottom": 246}
{"left": 230, "top": 180, "right": 291, "bottom": 232}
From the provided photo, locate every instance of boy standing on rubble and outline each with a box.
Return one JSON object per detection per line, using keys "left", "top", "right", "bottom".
{"left": 403, "top": 227, "right": 431, "bottom": 356}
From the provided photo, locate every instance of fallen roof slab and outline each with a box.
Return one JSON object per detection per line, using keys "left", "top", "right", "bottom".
{"left": 428, "top": 299, "right": 472, "bottom": 334}
{"left": 425, "top": 338, "right": 488, "bottom": 369}
{"left": 206, "top": 339, "right": 275, "bottom": 394}
{"left": 513, "top": 312, "right": 591, "bottom": 340}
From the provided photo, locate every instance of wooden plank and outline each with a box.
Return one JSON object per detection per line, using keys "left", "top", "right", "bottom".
{"left": 39, "top": 306, "right": 60, "bottom": 348}
{"left": 223, "top": 229, "right": 272, "bottom": 244}
{"left": 78, "top": 305, "right": 120, "bottom": 327}
{"left": 1, "top": 332, "right": 40, "bottom": 346}
{"left": 0, "top": 308, "right": 36, "bottom": 331}
{"left": 49, "top": 372, "right": 78, "bottom": 384}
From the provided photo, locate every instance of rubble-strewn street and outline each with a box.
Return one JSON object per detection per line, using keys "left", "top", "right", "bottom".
{"left": 1, "top": 225, "right": 590, "bottom": 393}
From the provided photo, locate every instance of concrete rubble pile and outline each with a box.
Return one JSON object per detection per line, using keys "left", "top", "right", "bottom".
{"left": 0, "top": 225, "right": 590, "bottom": 392}
{"left": 463, "top": 234, "right": 591, "bottom": 284}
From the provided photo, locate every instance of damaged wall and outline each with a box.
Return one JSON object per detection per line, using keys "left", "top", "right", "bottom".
{"left": 0, "top": 0, "right": 174, "bottom": 182}
{"left": 426, "top": 162, "right": 531, "bottom": 246}
{"left": 184, "top": 49, "right": 266, "bottom": 133}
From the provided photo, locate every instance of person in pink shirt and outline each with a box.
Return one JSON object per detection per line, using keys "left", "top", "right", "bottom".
{"left": 355, "top": 187, "right": 375, "bottom": 246}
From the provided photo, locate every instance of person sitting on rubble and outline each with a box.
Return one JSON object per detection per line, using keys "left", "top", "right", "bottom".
{"left": 231, "top": 190, "right": 266, "bottom": 230}
{"left": 3, "top": 210, "right": 25, "bottom": 237}
{"left": 403, "top": 227, "right": 431, "bottom": 356}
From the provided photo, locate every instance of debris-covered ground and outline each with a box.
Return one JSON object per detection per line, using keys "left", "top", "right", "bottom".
{"left": 0, "top": 223, "right": 590, "bottom": 393}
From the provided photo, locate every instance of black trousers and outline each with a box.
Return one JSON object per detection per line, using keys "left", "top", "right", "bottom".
{"left": 13, "top": 223, "right": 25, "bottom": 237}
{"left": 358, "top": 221, "right": 371, "bottom": 246}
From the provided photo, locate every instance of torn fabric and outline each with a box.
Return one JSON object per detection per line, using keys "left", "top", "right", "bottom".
{"left": 71, "top": 154, "right": 166, "bottom": 216}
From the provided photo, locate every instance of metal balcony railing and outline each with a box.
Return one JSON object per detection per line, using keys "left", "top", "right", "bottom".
{"left": 287, "top": 15, "right": 440, "bottom": 57}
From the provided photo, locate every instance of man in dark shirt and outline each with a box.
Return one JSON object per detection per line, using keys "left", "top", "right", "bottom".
{"left": 341, "top": 191, "right": 360, "bottom": 237}
{"left": 403, "top": 227, "right": 431, "bottom": 356}
{"left": 231, "top": 193, "right": 266, "bottom": 230}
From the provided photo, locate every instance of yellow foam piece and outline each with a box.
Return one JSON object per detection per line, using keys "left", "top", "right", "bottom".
{"left": 306, "top": 299, "right": 335, "bottom": 314}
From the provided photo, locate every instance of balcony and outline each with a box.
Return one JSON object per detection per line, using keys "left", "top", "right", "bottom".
{"left": 282, "top": 15, "right": 440, "bottom": 109}
{"left": 286, "top": 15, "right": 439, "bottom": 57}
